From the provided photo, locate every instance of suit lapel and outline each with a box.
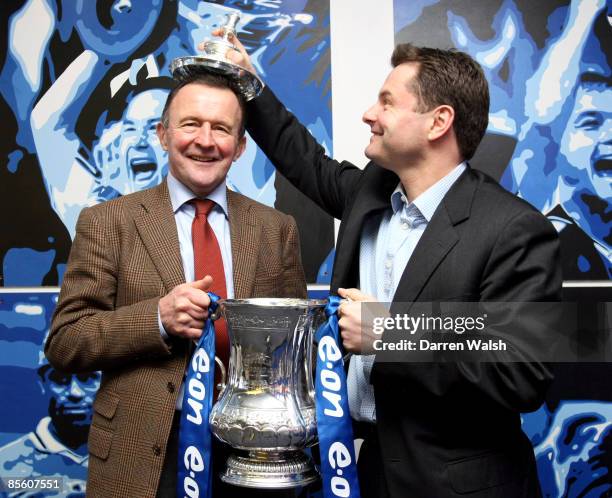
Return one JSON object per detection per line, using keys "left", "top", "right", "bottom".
{"left": 391, "top": 207, "right": 459, "bottom": 305}
{"left": 392, "top": 168, "right": 476, "bottom": 305}
{"left": 134, "top": 181, "right": 185, "bottom": 292}
{"left": 331, "top": 164, "right": 398, "bottom": 290}
{"left": 227, "top": 190, "right": 261, "bottom": 298}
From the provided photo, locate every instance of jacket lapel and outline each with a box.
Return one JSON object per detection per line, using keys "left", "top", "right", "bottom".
{"left": 392, "top": 168, "right": 476, "bottom": 305}
{"left": 391, "top": 207, "right": 458, "bottom": 305}
{"left": 331, "top": 164, "right": 399, "bottom": 291}
{"left": 134, "top": 181, "right": 185, "bottom": 292}
{"left": 227, "top": 190, "right": 261, "bottom": 298}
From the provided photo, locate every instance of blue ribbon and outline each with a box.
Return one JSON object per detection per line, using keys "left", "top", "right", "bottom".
{"left": 315, "top": 295, "right": 361, "bottom": 498}
{"left": 176, "top": 292, "right": 220, "bottom": 498}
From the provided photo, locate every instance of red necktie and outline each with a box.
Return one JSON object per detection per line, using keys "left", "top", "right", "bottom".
{"left": 191, "top": 199, "right": 229, "bottom": 371}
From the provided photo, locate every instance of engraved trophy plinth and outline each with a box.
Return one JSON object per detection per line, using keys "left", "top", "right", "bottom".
{"left": 209, "top": 298, "right": 326, "bottom": 488}
{"left": 170, "top": 12, "right": 263, "bottom": 100}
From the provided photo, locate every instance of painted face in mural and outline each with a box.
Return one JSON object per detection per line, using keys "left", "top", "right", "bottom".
{"left": 40, "top": 366, "right": 101, "bottom": 431}
{"left": 119, "top": 88, "right": 169, "bottom": 192}
{"left": 362, "top": 63, "right": 431, "bottom": 171}
{"left": 156, "top": 83, "right": 246, "bottom": 198}
{"left": 94, "top": 88, "right": 169, "bottom": 198}
{"left": 558, "top": 82, "right": 612, "bottom": 244}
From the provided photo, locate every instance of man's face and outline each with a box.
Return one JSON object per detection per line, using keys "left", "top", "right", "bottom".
{"left": 559, "top": 84, "right": 612, "bottom": 204}
{"left": 43, "top": 369, "right": 101, "bottom": 429}
{"left": 119, "top": 89, "right": 169, "bottom": 192}
{"left": 156, "top": 83, "right": 246, "bottom": 197}
{"left": 362, "top": 63, "right": 432, "bottom": 171}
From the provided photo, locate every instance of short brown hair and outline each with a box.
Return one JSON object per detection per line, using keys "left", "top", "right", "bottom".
{"left": 161, "top": 72, "right": 247, "bottom": 137}
{"left": 391, "top": 43, "right": 489, "bottom": 160}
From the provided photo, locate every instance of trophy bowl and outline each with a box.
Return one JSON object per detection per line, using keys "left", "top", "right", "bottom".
{"left": 209, "top": 298, "right": 326, "bottom": 489}
{"left": 170, "top": 12, "right": 264, "bottom": 101}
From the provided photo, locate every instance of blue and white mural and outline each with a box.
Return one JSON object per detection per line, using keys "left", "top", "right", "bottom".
{"left": 525, "top": 401, "right": 612, "bottom": 497}
{"left": 0, "top": 0, "right": 334, "bottom": 287}
{"left": 0, "top": 291, "right": 100, "bottom": 497}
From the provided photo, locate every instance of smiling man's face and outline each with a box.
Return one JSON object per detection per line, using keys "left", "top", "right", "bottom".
{"left": 559, "top": 82, "right": 611, "bottom": 243}
{"left": 119, "top": 88, "right": 169, "bottom": 192}
{"left": 156, "top": 82, "right": 246, "bottom": 197}
{"left": 560, "top": 83, "right": 612, "bottom": 201}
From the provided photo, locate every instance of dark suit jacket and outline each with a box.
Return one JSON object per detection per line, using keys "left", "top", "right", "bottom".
{"left": 247, "top": 87, "right": 562, "bottom": 498}
{"left": 45, "top": 180, "right": 307, "bottom": 498}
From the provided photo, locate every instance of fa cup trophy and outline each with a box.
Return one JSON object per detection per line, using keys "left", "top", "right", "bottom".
{"left": 209, "top": 298, "right": 326, "bottom": 488}
{"left": 170, "top": 12, "right": 263, "bottom": 100}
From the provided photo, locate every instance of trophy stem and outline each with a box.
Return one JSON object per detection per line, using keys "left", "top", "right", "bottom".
{"left": 220, "top": 450, "right": 319, "bottom": 489}
{"left": 222, "top": 12, "right": 240, "bottom": 42}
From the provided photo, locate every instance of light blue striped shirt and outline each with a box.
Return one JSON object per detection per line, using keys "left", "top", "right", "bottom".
{"left": 348, "top": 162, "right": 467, "bottom": 422}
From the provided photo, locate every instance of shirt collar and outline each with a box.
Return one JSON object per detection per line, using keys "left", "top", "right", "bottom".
{"left": 167, "top": 171, "right": 229, "bottom": 218}
{"left": 391, "top": 162, "right": 467, "bottom": 222}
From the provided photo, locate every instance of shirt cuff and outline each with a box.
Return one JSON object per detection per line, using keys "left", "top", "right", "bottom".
{"left": 158, "top": 307, "right": 170, "bottom": 342}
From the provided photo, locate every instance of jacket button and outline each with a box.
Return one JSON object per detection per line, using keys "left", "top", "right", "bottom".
{"left": 153, "top": 444, "right": 161, "bottom": 456}
{"left": 167, "top": 381, "right": 175, "bottom": 393}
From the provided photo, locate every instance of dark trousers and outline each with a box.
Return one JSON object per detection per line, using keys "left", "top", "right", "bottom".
{"left": 156, "top": 411, "right": 320, "bottom": 497}
{"left": 354, "top": 421, "right": 390, "bottom": 498}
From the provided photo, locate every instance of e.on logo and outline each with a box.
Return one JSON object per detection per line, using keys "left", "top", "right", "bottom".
{"left": 328, "top": 441, "right": 352, "bottom": 497}
{"left": 186, "top": 348, "right": 211, "bottom": 425}
{"left": 318, "top": 336, "right": 344, "bottom": 417}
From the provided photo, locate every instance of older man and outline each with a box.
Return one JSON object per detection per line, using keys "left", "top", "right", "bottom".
{"left": 46, "top": 72, "right": 307, "bottom": 498}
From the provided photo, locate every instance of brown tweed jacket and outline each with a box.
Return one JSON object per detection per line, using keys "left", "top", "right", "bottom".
{"left": 45, "top": 180, "right": 307, "bottom": 498}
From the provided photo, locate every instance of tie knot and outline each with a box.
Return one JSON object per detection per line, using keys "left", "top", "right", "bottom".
{"left": 192, "top": 199, "right": 216, "bottom": 217}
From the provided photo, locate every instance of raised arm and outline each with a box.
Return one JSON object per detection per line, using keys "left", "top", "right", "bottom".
{"left": 207, "top": 31, "right": 363, "bottom": 219}
{"left": 31, "top": 50, "right": 109, "bottom": 238}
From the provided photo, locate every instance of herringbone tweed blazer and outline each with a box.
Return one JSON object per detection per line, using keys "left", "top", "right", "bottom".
{"left": 46, "top": 180, "right": 307, "bottom": 498}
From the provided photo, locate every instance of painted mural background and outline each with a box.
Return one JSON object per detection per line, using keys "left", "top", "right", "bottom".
{"left": 0, "top": 0, "right": 334, "bottom": 288}
{"left": 1, "top": 1, "right": 611, "bottom": 497}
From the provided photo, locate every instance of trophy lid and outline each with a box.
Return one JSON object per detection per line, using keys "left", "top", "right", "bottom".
{"left": 169, "top": 13, "right": 264, "bottom": 101}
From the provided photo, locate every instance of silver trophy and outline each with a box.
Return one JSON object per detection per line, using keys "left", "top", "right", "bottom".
{"left": 170, "top": 12, "right": 263, "bottom": 101}
{"left": 209, "top": 298, "right": 327, "bottom": 488}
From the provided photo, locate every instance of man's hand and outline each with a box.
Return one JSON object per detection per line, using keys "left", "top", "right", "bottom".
{"left": 203, "top": 29, "right": 259, "bottom": 76}
{"left": 337, "top": 287, "right": 381, "bottom": 354}
{"left": 159, "top": 276, "right": 213, "bottom": 340}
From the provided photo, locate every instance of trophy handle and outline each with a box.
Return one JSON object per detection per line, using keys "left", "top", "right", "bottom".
{"left": 215, "top": 355, "right": 227, "bottom": 394}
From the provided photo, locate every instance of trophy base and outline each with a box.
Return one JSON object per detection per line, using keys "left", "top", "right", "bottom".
{"left": 220, "top": 450, "right": 319, "bottom": 489}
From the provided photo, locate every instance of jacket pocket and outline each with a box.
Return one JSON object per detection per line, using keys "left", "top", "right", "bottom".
{"left": 88, "top": 424, "right": 114, "bottom": 461}
{"left": 88, "top": 390, "right": 120, "bottom": 460}
{"left": 93, "top": 390, "right": 120, "bottom": 420}
{"left": 447, "top": 450, "right": 526, "bottom": 494}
